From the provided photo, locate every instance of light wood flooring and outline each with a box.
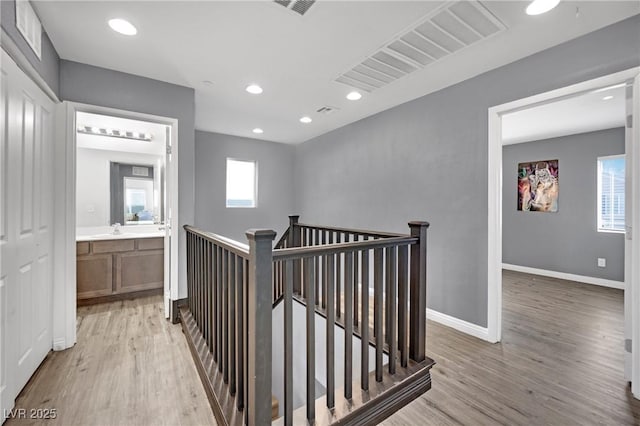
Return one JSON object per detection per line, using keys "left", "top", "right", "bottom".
{"left": 382, "top": 270, "right": 640, "bottom": 425}
{"left": 7, "top": 271, "right": 640, "bottom": 425}
{"left": 6, "top": 296, "right": 216, "bottom": 426}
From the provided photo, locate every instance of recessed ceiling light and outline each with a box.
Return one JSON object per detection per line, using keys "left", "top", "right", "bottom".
{"left": 108, "top": 18, "right": 137, "bottom": 36}
{"left": 602, "top": 95, "right": 614, "bottom": 101}
{"left": 300, "top": 116, "right": 312, "bottom": 124}
{"left": 252, "top": 128, "right": 263, "bottom": 134}
{"left": 246, "top": 84, "right": 263, "bottom": 95}
{"left": 346, "top": 91, "right": 362, "bottom": 101}
{"left": 526, "top": 0, "right": 560, "bottom": 16}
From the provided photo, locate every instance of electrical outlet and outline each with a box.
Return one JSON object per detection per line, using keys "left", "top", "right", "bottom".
{"left": 597, "top": 258, "right": 606, "bottom": 268}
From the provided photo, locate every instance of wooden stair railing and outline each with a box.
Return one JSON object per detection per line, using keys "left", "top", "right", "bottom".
{"left": 182, "top": 217, "right": 432, "bottom": 426}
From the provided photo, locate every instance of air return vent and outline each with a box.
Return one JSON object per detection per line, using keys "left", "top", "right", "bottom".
{"left": 274, "top": 0, "right": 316, "bottom": 16}
{"left": 335, "top": 0, "right": 505, "bottom": 93}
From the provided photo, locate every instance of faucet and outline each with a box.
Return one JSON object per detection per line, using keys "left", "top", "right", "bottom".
{"left": 112, "top": 223, "right": 122, "bottom": 235}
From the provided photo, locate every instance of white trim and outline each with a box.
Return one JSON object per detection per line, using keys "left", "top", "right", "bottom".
{"left": 427, "top": 309, "right": 490, "bottom": 342}
{"left": 0, "top": 29, "right": 58, "bottom": 102}
{"left": 631, "top": 73, "right": 640, "bottom": 398}
{"left": 53, "top": 102, "right": 180, "bottom": 350}
{"left": 502, "top": 263, "right": 625, "bottom": 290}
{"left": 487, "top": 67, "right": 640, "bottom": 348}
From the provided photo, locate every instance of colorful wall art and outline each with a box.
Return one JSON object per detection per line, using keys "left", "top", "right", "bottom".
{"left": 517, "top": 159, "right": 559, "bottom": 212}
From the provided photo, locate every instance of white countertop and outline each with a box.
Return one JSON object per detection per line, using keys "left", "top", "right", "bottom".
{"left": 76, "top": 225, "right": 165, "bottom": 242}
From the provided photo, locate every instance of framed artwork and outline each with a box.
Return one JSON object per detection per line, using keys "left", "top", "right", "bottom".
{"left": 517, "top": 159, "right": 559, "bottom": 212}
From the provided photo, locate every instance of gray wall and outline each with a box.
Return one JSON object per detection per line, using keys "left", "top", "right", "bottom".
{"left": 503, "top": 128, "right": 625, "bottom": 282}
{"left": 195, "top": 131, "right": 294, "bottom": 243}
{"left": 294, "top": 15, "right": 640, "bottom": 327}
{"left": 60, "top": 60, "right": 195, "bottom": 298}
{"left": 0, "top": 0, "right": 60, "bottom": 96}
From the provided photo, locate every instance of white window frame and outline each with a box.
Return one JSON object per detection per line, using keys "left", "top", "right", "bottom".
{"left": 225, "top": 158, "right": 258, "bottom": 208}
{"left": 597, "top": 153, "right": 625, "bottom": 234}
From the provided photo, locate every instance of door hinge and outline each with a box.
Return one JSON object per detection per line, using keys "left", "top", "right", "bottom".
{"left": 166, "top": 145, "right": 172, "bottom": 155}
{"left": 626, "top": 339, "right": 632, "bottom": 353}
{"left": 627, "top": 114, "right": 633, "bottom": 129}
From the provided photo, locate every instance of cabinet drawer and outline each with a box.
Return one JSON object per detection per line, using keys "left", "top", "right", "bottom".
{"left": 137, "top": 237, "right": 164, "bottom": 251}
{"left": 92, "top": 239, "right": 135, "bottom": 254}
{"left": 77, "top": 241, "right": 90, "bottom": 255}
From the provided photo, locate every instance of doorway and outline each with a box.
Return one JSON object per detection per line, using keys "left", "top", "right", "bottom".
{"left": 53, "top": 102, "right": 179, "bottom": 350}
{"left": 487, "top": 68, "right": 640, "bottom": 397}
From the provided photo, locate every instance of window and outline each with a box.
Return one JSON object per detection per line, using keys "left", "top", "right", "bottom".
{"left": 597, "top": 154, "right": 625, "bottom": 233}
{"left": 226, "top": 158, "right": 257, "bottom": 208}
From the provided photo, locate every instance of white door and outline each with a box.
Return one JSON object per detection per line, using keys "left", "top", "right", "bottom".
{"left": 1, "top": 49, "right": 55, "bottom": 419}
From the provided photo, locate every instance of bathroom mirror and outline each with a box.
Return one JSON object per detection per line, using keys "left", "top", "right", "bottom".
{"left": 110, "top": 162, "right": 163, "bottom": 225}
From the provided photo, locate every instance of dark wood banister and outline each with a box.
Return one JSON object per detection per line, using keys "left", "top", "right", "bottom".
{"left": 272, "top": 235, "right": 418, "bottom": 261}
{"left": 181, "top": 217, "right": 432, "bottom": 426}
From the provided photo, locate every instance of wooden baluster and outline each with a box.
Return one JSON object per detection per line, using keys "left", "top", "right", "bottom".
{"left": 196, "top": 236, "right": 201, "bottom": 328}
{"left": 217, "top": 246, "right": 223, "bottom": 369}
{"left": 315, "top": 229, "right": 320, "bottom": 305}
{"left": 289, "top": 215, "right": 301, "bottom": 295}
{"left": 246, "top": 229, "right": 276, "bottom": 426}
{"left": 207, "top": 241, "right": 212, "bottom": 352}
{"left": 213, "top": 244, "right": 218, "bottom": 363}
{"left": 398, "top": 245, "right": 409, "bottom": 368}
{"left": 236, "top": 256, "right": 245, "bottom": 409}
{"left": 243, "top": 258, "right": 249, "bottom": 414}
{"left": 387, "top": 246, "right": 397, "bottom": 375}
{"left": 374, "top": 247, "right": 383, "bottom": 382}
{"left": 305, "top": 256, "right": 315, "bottom": 423}
{"left": 187, "top": 232, "right": 192, "bottom": 314}
{"left": 284, "top": 259, "right": 294, "bottom": 425}
{"left": 344, "top": 251, "right": 353, "bottom": 400}
{"left": 409, "top": 222, "right": 429, "bottom": 362}
{"left": 353, "top": 234, "right": 359, "bottom": 327}
{"left": 360, "top": 248, "right": 369, "bottom": 390}
{"left": 222, "top": 249, "right": 228, "bottom": 377}
{"left": 326, "top": 253, "right": 335, "bottom": 408}
{"left": 385, "top": 245, "right": 391, "bottom": 347}
{"left": 322, "top": 231, "right": 327, "bottom": 309}
{"left": 335, "top": 233, "right": 341, "bottom": 319}
{"left": 229, "top": 253, "right": 237, "bottom": 394}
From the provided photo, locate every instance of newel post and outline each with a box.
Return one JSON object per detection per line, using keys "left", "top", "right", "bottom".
{"left": 288, "top": 215, "right": 302, "bottom": 294}
{"left": 246, "top": 229, "right": 276, "bottom": 426}
{"left": 408, "top": 221, "right": 429, "bottom": 362}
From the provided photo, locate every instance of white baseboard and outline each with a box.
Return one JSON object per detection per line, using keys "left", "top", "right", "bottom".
{"left": 502, "top": 263, "right": 624, "bottom": 290}
{"left": 426, "top": 309, "right": 491, "bottom": 342}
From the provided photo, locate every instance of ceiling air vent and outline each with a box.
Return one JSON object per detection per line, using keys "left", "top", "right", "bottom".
{"left": 274, "top": 0, "right": 316, "bottom": 16}
{"left": 335, "top": 0, "right": 505, "bottom": 93}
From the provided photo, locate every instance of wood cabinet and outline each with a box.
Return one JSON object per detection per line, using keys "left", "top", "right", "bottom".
{"left": 77, "top": 237, "right": 163, "bottom": 300}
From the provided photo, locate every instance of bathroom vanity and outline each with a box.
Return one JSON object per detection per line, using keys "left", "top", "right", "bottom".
{"left": 76, "top": 227, "right": 164, "bottom": 303}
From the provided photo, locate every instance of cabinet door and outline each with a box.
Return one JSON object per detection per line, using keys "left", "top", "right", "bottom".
{"left": 77, "top": 255, "right": 113, "bottom": 299}
{"left": 116, "top": 249, "right": 163, "bottom": 294}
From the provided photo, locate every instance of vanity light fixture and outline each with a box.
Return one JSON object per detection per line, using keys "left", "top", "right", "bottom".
{"left": 78, "top": 126, "right": 152, "bottom": 141}
{"left": 246, "top": 84, "right": 263, "bottom": 95}
{"left": 252, "top": 128, "right": 264, "bottom": 134}
{"left": 108, "top": 18, "right": 137, "bottom": 36}
{"left": 602, "top": 95, "right": 614, "bottom": 101}
{"left": 300, "top": 116, "right": 312, "bottom": 124}
{"left": 526, "top": 0, "right": 560, "bottom": 16}
{"left": 346, "top": 91, "right": 362, "bottom": 101}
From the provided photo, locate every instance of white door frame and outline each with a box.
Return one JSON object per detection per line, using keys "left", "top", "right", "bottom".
{"left": 487, "top": 67, "right": 640, "bottom": 395}
{"left": 53, "top": 101, "right": 179, "bottom": 350}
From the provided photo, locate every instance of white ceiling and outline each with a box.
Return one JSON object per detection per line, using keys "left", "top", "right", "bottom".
{"left": 76, "top": 111, "right": 167, "bottom": 155}
{"left": 502, "top": 84, "right": 627, "bottom": 145}
{"left": 34, "top": 1, "right": 640, "bottom": 144}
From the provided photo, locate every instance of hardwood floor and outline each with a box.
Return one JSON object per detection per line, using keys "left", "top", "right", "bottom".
{"left": 6, "top": 296, "right": 216, "bottom": 426}
{"left": 382, "top": 270, "right": 640, "bottom": 426}
{"left": 7, "top": 271, "right": 639, "bottom": 425}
